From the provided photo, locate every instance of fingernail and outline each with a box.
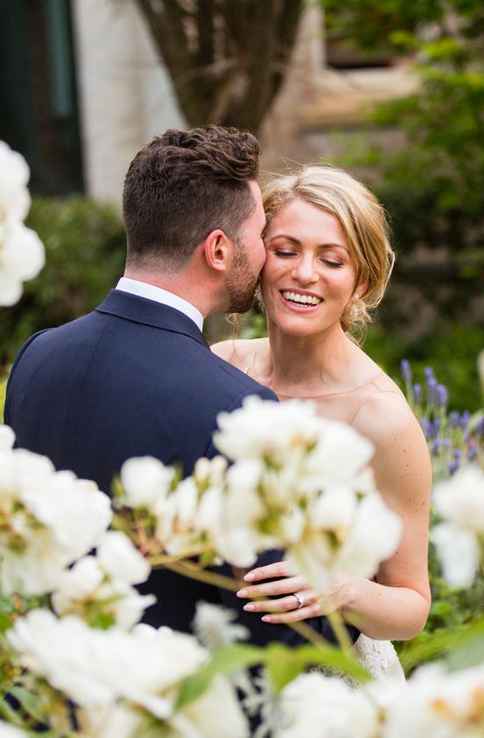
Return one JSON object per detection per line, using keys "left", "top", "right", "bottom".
{"left": 261, "top": 615, "right": 272, "bottom": 623}
{"left": 236, "top": 589, "right": 247, "bottom": 598}
{"left": 244, "top": 572, "right": 255, "bottom": 581}
{"left": 243, "top": 603, "right": 256, "bottom": 611}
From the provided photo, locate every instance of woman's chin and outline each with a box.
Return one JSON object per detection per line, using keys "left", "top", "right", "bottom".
{"left": 268, "top": 311, "right": 331, "bottom": 338}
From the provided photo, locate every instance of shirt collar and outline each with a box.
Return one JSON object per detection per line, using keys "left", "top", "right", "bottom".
{"left": 115, "top": 277, "right": 204, "bottom": 332}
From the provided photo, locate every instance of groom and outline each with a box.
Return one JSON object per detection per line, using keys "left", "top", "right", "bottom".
{"left": 5, "top": 126, "right": 293, "bottom": 643}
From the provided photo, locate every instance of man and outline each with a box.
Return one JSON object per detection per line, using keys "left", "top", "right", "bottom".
{"left": 5, "top": 126, "right": 290, "bottom": 642}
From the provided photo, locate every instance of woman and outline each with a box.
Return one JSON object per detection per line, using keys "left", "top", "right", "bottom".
{"left": 212, "top": 165, "right": 431, "bottom": 653}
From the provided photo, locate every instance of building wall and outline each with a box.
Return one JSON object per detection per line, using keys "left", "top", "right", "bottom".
{"left": 72, "top": 0, "right": 184, "bottom": 206}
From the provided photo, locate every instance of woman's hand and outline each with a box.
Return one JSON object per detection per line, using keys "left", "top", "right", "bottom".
{"left": 236, "top": 560, "right": 353, "bottom": 624}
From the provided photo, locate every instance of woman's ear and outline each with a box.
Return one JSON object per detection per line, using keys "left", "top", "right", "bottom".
{"left": 202, "top": 229, "right": 232, "bottom": 273}
{"left": 355, "top": 280, "right": 369, "bottom": 300}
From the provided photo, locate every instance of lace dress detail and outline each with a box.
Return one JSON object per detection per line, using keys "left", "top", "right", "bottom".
{"left": 354, "top": 634, "right": 405, "bottom": 683}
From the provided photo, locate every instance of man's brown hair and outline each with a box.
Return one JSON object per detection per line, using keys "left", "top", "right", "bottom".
{"left": 123, "top": 126, "right": 260, "bottom": 270}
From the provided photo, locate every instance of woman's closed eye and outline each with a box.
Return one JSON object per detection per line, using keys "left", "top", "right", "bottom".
{"left": 274, "top": 249, "right": 297, "bottom": 258}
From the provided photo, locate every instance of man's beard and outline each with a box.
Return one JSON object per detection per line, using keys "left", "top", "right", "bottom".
{"left": 224, "top": 240, "right": 259, "bottom": 313}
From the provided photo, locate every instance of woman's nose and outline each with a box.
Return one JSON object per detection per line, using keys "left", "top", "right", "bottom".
{"left": 293, "top": 256, "right": 318, "bottom": 284}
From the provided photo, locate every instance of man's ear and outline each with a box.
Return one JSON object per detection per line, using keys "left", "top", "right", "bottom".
{"left": 202, "top": 229, "right": 232, "bottom": 273}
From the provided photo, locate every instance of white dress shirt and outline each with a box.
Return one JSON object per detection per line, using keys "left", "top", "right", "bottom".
{"left": 115, "top": 277, "right": 204, "bottom": 332}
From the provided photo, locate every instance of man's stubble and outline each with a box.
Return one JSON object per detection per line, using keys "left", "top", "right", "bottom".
{"left": 224, "top": 237, "right": 260, "bottom": 314}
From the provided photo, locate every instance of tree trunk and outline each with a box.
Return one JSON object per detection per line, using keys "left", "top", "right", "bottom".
{"left": 135, "top": 0, "right": 304, "bottom": 133}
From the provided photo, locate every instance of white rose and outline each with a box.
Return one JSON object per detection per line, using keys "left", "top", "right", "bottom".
{"left": 0, "top": 722, "right": 29, "bottom": 738}
{"left": 193, "top": 603, "right": 249, "bottom": 650}
{"left": 305, "top": 420, "right": 375, "bottom": 489}
{"left": 52, "top": 556, "right": 104, "bottom": 614}
{"left": 1, "top": 221, "right": 45, "bottom": 280}
{"left": 433, "top": 465, "right": 484, "bottom": 533}
{"left": 383, "top": 662, "right": 484, "bottom": 738}
{"left": 0, "top": 141, "right": 31, "bottom": 223}
{"left": 334, "top": 493, "right": 402, "bottom": 579}
{"left": 120, "top": 456, "right": 174, "bottom": 510}
{"left": 276, "top": 672, "right": 378, "bottom": 738}
{"left": 0, "top": 425, "right": 15, "bottom": 451}
{"left": 431, "top": 522, "right": 480, "bottom": 588}
{"left": 97, "top": 531, "right": 150, "bottom": 585}
{"left": 180, "top": 674, "right": 248, "bottom": 738}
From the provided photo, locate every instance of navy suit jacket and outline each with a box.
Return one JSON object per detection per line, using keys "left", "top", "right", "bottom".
{"left": 5, "top": 290, "right": 358, "bottom": 646}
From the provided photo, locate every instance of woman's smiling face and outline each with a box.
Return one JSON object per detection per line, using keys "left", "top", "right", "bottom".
{"left": 261, "top": 197, "right": 361, "bottom": 337}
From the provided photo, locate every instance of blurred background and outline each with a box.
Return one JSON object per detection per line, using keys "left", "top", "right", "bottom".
{"left": 1, "top": 0, "right": 483, "bottom": 410}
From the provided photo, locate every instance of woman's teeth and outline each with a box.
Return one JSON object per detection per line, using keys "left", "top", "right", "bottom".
{"left": 282, "top": 291, "right": 322, "bottom": 306}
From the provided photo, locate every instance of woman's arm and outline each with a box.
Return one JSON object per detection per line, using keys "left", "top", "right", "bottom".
{"left": 237, "top": 395, "right": 432, "bottom": 641}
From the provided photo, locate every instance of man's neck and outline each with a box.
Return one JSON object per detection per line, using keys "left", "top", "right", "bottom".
{"left": 123, "top": 269, "right": 213, "bottom": 317}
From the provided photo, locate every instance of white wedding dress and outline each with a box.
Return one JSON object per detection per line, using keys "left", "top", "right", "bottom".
{"left": 354, "top": 634, "right": 405, "bottom": 683}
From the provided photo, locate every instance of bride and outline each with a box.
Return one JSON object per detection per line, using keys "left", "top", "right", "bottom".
{"left": 212, "top": 165, "right": 431, "bottom": 677}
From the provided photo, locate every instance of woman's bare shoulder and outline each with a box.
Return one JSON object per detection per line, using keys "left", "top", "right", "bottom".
{"left": 210, "top": 337, "right": 269, "bottom": 371}
{"left": 354, "top": 372, "right": 420, "bottom": 442}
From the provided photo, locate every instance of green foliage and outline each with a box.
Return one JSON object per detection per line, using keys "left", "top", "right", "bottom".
{"left": 0, "top": 197, "right": 125, "bottom": 367}
{"left": 324, "top": 0, "right": 484, "bottom": 334}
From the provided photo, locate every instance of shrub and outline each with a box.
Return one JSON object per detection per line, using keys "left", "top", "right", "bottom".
{"left": 0, "top": 197, "right": 125, "bottom": 367}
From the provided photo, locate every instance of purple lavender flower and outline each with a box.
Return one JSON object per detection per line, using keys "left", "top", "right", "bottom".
{"left": 467, "top": 444, "right": 477, "bottom": 462}
{"left": 431, "top": 438, "right": 443, "bottom": 456}
{"left": 448, "top": 411, "right": 460, "bottom": 427}
{"left": 436, "top": 384, "right": 448, "bottom": 408}
{"left": 401, "top": 359, "right": 412, "bottom": 384}
{"left": 421, "top": 418, "right": 432, "bottom": 439}
{"left": 424, "top": 367, "right": 435, "bottom": 384}
{"left": 459, "top": 411, "right": 470, "bottom": 430}
{"left": 448, "top": 448, "right": 463, "bottom": 475}
{"left": 426, "top": 377, "right": 438, "bottom": 406}
{"left": 413, "top": 383, "right": 422, "bottom": 403}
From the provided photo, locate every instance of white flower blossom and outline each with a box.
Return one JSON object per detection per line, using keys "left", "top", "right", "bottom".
{"left": 275, "top": 672, "right": 378, "bottom": 738}
{"left": 432, "top": 523, "right": 480, "bottom": 589}
{"left": 52, "top": 533, "right": 153, "bottom": 629}
{"left": 97, "top": 531, "right": 150, "bottom": 585}
{"left": 193, "top": 603, "right": 249, "bottom": 650}
{"left": 0, "top": 141, "right": 45, "bottom": 307}
{"left": 0, "top": 424, "right": 15, "bottom": 452}
{"left": 120, "top": 456, "right": 174, "bottom": 510}
{"left": 8, "top": 610, "right": 247, "bottom": 737}
{"left": 0, "top": 141, "right": 31, "bottom": 224}
{"left": 0, "top": 723, "right": 29, "bottom": 738}
{"left": 383, "top": 662, "right": 484, "bottom": 738}
{"left": 0, "top": 448, "right": 112, "bottom": 595}
{"left": 432, "top": 465, "right": 484, "bottom": 587}
{"left": 214, "top": 397, "right": 322, "bottom": 462}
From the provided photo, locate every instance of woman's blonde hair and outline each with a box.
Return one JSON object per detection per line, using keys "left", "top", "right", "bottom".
{"left": 262, "top": 165, "right": 395, "bottom": 335}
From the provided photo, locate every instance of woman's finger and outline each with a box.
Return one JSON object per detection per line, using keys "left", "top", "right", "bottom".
{"left": 261, "top": 602, "right": 322, "bottom": 624}
{"left": 242, "top": 591, "right": 317, "bottom": 614}
{"left": 243, "top": 560, "right": 294, "bottom": 582}
{"left": 237, "top": 575, "right": 306, "bottom": 600}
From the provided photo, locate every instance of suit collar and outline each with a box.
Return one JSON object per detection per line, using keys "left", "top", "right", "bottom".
{"left": 95, "top": 290, "right": 208, "bottom": 347}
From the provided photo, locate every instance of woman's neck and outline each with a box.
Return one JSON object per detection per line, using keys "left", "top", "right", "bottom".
{"left": 266, "top": 321, "right": 359, "bottom": 397}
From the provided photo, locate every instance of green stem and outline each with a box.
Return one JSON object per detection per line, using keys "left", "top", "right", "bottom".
{"left": 0, "top": 695, "right": 28, "bottom": 727}
{"left": 162, "top": 560, "right": 330, "bottom": 648}
{"left": 327, "top": 611, "right": 353, "bottom": 654}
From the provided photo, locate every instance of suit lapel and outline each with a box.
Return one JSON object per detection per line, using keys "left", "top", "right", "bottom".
{"left": 95, "top": 290, "right": 208, "bottom": 347}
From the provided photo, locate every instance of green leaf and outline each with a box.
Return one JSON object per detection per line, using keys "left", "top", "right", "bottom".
{"left": 265, "top": 644, "right": 370, "bottom": 693}
{"left": 400, "top": 618, "right": 484, "bottom": 671}
{"left": 446, "top": 634, "right": 484, "bottom": 671}
{"left": 9, "top": 686, "right": 45, "bottom": 722}
{"left": 176, "top": 644, "right": 264, "bottom": 710}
